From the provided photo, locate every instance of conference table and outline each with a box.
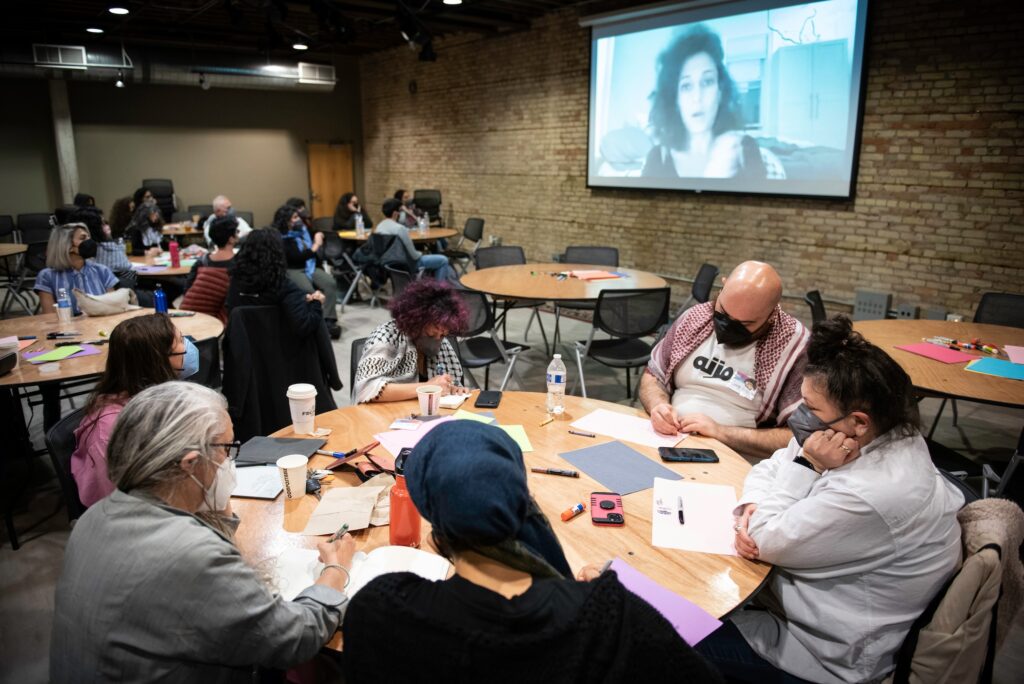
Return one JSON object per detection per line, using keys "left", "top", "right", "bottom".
{"left": 233, "top": 391, "right": 771, "bottom": 649}
{"left": 0, "top": 309, "right": 223, "bottom": 455}
{"left": 337, "top": 227, "right": 456, "bottom": 244}
{"left": 129, "top": 255, "right": 193, "bottom": 277}
{"left": 854, "top": 319, "right": 1024, "bottom": 409}
{"left": 0, "top": 243, "right": 27, "bottom": 258}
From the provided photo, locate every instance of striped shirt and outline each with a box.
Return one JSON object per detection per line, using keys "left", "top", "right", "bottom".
{"left": 35, "top": 262, "right": 118, "bottom": 315}
{"left": 91, "top": 242, "right": 132, "bottom": 273}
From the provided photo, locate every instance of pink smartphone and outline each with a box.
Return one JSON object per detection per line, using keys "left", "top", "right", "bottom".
{"left": 590, "top": 492, "right": 625, "bottom": 526}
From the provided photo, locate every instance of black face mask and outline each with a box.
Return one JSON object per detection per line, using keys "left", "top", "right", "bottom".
{"left": 415, "top": 336, "right": 442, "bottom": 358}
{"left": 788, "top": 404, "right": 849, "bottom": 446}
{"left": 713, "top": 310, "right": 755, "bottom": 346}
{"left": 77, "top": 239, "right": 98, "bottom": 259}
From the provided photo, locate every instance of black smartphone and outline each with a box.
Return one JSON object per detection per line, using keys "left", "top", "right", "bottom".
{"left": 474, "top": 390, "right": 502, "bottom": 408}
{"left": 658, "top": 447, "right": 720, "bottom": 463}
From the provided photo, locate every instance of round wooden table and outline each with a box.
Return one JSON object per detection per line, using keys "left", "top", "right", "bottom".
{"left": 337, "top": 227, "right": 457, "bottom": 244}
{"left": 0, "top": 243, "right": 27, "bottom": 258}
{"left": 461, "top": 263, "right": 668, "bottom": 301}
{"left": 854, "top": 320, "right": 1024, "bottom": 408}
{"left": 129, "top": 255, "right": 193, "bottom": 277}
{"left": 233, "top": 392, "right": 770, "bottom": 632}
{"left": 161, "top": 224, "right": 201, "bottom": 237}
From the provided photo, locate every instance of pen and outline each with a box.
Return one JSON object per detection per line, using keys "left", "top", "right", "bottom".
{"left": 328, "top": 523, "right": 350, "bottom": 543}
{"left": 46, "top": 332, "right": 81, "bottom": 338}
{"left": 531, "top": 467, "right": 579, "bottom": 478}
{"left": 539, "top": 416, "right": 553, "bottom": 427}
{"left": 317, "top": 448, "right": 358, "bottom": 459}
{"left": 17, "top": 336, "right": 36, "bottom": 340}
{"left": 569, "top": 430, "right": 596, "bottom": 438}
{"left": 599, "top": 559, "right": 613, "bottom": 574}
{"left": 677, "top": 496, "right": 686, "bottom": 525}
{"left": 236, "top": 462, "right": 268, "bottom": 468}
{"left": 54, "top": 341, "right": 86, "bottom": 347}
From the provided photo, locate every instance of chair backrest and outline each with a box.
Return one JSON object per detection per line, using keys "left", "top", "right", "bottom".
{"left": 594, "top": 288, "right": 671, "bottom": 340}
{"left": 475, "top": 245, "right": 525, "bottom": 270}
{"left": 973, "top": 292, "right": 1024, "bottom": 329}
{"left": 17, "top": 213, "right": 54, "bottom": 243}
{"left": 0, "top": 215, "right": 15, "bottom": 239}
{"left": 171, "top": 211, "right": 190, "bottom": 223}
{"left": 142, "top": 179, "right": 175, "bottom": 221}
{"left": 564, "top": 245, "right": 619, "bottom": 268}
{"left": 350, "top": 337, "right": 368, "bottom": 392}
{"left": 313, "top": 216, "right": 334, "bottom": 234}
{"left": 691, "top": 263, "right": 719, "bottom": 304}
{"left": 45, "top": 406, "right": 89, "bottom": 521}
{"left": 454, "top": 288, "right": 495, "bottom": 338}
{"left": 804, "top": 290, "right": 827, "bottom": 325}
{"left": 187, "top": 205, "right": 214, "bottom": 221}
{"left": 462, "top": 217, "right": 485, "bottom": 244}
{"left": 321, "top": 231, "right": 346, "bottom": 261}
{"left": 386, "top": 265, "right": 414, "bottom": 298}
{"left": 853, "top": 290, "right": 892, "bottom": 321}
{"left": 23, "top": 241, "right": 50, "bottom": 275}
{"left": 413, "top": 189, "right": 442, "bottom": 221}
{"left": 235, "top": 211, "right": 254, "bottom": 227}
{"left": 939, "top": 469, "right": 980, "bottom": 506}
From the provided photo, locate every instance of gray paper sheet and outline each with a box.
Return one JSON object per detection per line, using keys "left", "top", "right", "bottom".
{"left": 559, "top": 440, "right": 682, "bottom": 495}
{"left": 237, "top": 436, "right": 327, "bottom": 465}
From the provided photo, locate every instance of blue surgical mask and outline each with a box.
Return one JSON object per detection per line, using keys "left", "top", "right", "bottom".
{"left": 225, "top": 207, "right": 236, "bottom": 217}
{"left": 788, "top": 403, "right": 848, "bottom": 446}
{"left": 179, "top": 337, "right": 200, "bottom": 379}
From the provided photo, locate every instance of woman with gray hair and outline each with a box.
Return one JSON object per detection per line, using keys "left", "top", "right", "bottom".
{"left": 51, "top": 382, "right": 355, "bottom": 683}
{"left": 34, "top": 223, "right": 118, "bottom": 316}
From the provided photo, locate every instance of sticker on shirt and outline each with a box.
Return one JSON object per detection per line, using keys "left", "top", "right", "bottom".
{"left": 693, "top": 354, "right": 735, "bottom": 382}
{"left": 727, "top": 370, "right": 758, "bottom": 401}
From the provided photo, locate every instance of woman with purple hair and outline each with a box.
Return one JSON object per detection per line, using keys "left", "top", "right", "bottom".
{"left": 353, "top": 279, "right": 471, "bottom": 403}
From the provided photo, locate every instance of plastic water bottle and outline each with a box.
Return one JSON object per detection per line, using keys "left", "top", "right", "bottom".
{"left": 56, "top": 287, "right": 73, "bottom": 323}
{"left": 418, "top": 214, "right": 428, "bottom": 235}
{"left": 354, "top": 212, "right": 366, "bottom": 238}
{"left": 169, "top": 240, "right": 180, "bottom": 268}
{"left": 546, "top": 353, "right": 567, "bottom": 415}
{"left": 153, "top": 283, "right": 168, "bottom": 313}
{"left": 117, "top": 237, "right": 125, "bottom": 255}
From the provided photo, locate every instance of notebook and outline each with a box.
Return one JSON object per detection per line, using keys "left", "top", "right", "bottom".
{"left": 236, "top": 436, "right": 327, "bottom": 465}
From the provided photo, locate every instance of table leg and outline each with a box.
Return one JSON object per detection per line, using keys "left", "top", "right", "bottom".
{"left": 1, "top": 386, "right": 34, "bottom": 459}
{"left": 41, "top": 384, "right": 62, "bottom": 432}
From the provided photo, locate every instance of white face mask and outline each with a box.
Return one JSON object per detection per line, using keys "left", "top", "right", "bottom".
{"left": 190, "top": 458, "right": 237, "bottom": 512}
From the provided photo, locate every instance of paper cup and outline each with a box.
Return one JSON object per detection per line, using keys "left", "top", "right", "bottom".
{"left": 286, "top": 383, "right": 317, "bottom": 435}
{"left": 276, "top": 453, "right": 309, "bottom": 500}
{"left": 417, "top": 385, "right": 442, "bottom": 416}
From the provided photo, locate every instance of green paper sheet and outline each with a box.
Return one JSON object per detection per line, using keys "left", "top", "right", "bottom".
{"left": 28, "top": 345, "right": 83, "bottom": 364}
{"left": 453, "top": 409, "right": 496, "bottom": 424}
{"left": 499, "top": 425, "right": 533, "bottom": 452}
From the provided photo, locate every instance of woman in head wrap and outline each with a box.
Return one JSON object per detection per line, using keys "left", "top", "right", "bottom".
{"left": 342, "top": 421, "right": 722, "bottom": 683}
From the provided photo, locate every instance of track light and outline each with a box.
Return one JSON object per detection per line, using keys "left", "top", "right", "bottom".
{"left": 198, "top": 72, "right": 210, "bottom": 90}
{"left": 87, "top": 27, "right": 104, "bottom": 34}
{"left": 292, "top": 43, "right": 308, "bottom": 51}
{"left": 115, "top": 69, "right": 125, "bottom": 88}
{"left": 443, "top": 0, "right": 463, "bottom": 4}
{"left": 109, "top": 7, "right": 129, "bottom": 15}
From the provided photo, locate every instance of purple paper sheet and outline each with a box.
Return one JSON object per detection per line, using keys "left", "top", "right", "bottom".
{"left": 24, "top": 344, "right": 103, "bottom": 361}
{"left": 609, "top": 558, "right": 722, "bottom": 646}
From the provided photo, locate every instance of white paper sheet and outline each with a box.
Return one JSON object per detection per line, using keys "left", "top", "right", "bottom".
{"left": 232, "top": 465, "right": 283, "bottom": 499}
{"left": 571, "top": 408, "right": 685, "bottom": 449}
{"left": 301, "top": 485, "right": 385, "bottom": 535}
{"left": 651, "top": 478, "right": 738, "bottom": 556}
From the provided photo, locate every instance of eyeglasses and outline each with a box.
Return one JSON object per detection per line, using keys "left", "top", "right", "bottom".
{"left": 211, "top": 441, "right": 242, "bottom": 462}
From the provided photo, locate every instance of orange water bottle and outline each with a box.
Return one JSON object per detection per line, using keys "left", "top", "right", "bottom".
{"left": 389, "top": 450, "right": 421, "bottom": 547}
{"left": 169, "top": 239, "right": 180, "bottom": 268}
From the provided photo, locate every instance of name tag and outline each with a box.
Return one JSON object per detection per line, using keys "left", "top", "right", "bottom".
{"left": 727, "top": 370, "right": 757, "bottom": 401}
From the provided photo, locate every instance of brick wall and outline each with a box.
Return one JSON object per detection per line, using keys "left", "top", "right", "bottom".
{"left": 359, "top": 0, "right": 1024, "bottom": 320}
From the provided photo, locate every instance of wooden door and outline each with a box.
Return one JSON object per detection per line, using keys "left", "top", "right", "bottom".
{"left": 307, "top": 142, "right": 354, "bottom": 220}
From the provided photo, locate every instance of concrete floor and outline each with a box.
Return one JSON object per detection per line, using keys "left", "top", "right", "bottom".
{"left": 1, "top": 298, "right": 1022, "bottom": 683}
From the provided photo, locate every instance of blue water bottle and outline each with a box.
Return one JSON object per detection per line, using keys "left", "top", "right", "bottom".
{"left": 153, "top": 283, "right": 168, "bottom": 313}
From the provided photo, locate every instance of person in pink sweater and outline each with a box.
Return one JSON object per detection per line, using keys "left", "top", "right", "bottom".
{"left": 71, "top": 313, "right": 197, "bottom": 506}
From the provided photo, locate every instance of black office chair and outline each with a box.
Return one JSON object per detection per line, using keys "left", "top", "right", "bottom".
{"left": 385, "top": 265, "right": 416, "bottom": 298}
{"left": 454, "top": 288, "right": 526, "bottom": 391}
{"left": 0, "top": 215, "right": 15, "bottom": 241}
{"left": 552, "top": 246, "right": 620, "bottom": 346}
{"left": 16, "top": 213, "right": 54, "bottom": 243}
{"left": 187, "top": 205, "right": 215, "bottom": 223}
{"left": 45, "top": 407, "right": 89, "bottom": 523}
{"left": 982, "top": 426, "right": 1024, "bottom": 506}
{"left": 313, "top": 217, "right": 335, "bottom": 234}
{"left": 655, "top": 263, "right": 719, "bottom": 344}
{"left": 235, "top": 211, "right": 254, "bottom": 227}
{"left": 444, "top": 218, "right": 485, "bottom": 275}
{"left": 350, "top": 337, "right": 368, "bottom": 397}
{"left": 573, "top": 288, "right": 670, "bottom": 399}
{"left": 142, "top": 178, "right": 176, "bottom": 222}
{"left": 474, "top": 246, "right": 549, "bottom": 356}
{"left": 1, "top": 240, "right": 47, "bottom": 316}
{"left": 413, "top": 189, "right": 443, "bottom": 227}
{"left": 804, "top": 290, "right": 827, "bottom": 324}
{"left": 171, "top": 211, "right": 190, "bottom": 223}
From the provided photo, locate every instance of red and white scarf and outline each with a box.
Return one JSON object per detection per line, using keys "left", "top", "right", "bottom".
{"left": 647, "top": 302, "right": 809, "bottom": 426}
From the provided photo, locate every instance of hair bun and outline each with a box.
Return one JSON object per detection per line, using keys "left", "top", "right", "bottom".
{"left": 808, "top": 315, "right": 861, "bottom": 365}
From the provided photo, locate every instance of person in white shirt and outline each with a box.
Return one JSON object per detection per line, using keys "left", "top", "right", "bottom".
{"left": 640, "top": 261, "right": 809, "bottom": 459}
{"left": 203, "top": 195, "right": 252, "bottom": 244}
{"left": 696, "top": 315, "right": 964, "bottom": 683}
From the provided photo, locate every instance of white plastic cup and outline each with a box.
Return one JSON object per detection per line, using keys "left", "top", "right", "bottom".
{"left": 276, "top": 453, "right": 309, "bottom": 500}
{"left": 417, "top": 385, "right": 442, "bottom": 416}
{"left": 286, "top": 383, "right": 317, "bottom": 435}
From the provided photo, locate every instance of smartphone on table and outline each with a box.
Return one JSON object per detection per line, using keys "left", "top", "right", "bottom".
{"left": 590, "top": 492, "right": 625, "bottom": 526}
{"left": 474, "top": 390, "right": 502, "bottom": 409}
{"left": 658, "top": 447, "right": 720, "bottom": 463}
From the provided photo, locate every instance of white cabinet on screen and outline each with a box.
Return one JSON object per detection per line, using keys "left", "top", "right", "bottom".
{"left": 767, "top": 39, "right": 850, "bottom": 149}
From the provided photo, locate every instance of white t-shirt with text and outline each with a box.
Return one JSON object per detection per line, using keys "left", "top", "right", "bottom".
{"left": 671, "top": 335, "right": 762, "bottom": 428}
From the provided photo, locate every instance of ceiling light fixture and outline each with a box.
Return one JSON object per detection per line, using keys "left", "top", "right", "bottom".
{"left": 108, "top": 7, "right": 129, "bottom": 15}
{"left": 87, "top": 27, "right": 104, "bottom": 34}
{"left": 115, "top": 70, "right": 125, "bottom": 88}
{"left": 262, "top": 64, "right": 287, "bottom": 73}
{"left": 292, "top": 43, "right": 308, "bottom": 51}
{"left": 443, "top": 0, "right": 463, "bottom": 5}
{"left": 198, "top": 72, "right": 210, "bottom": 90}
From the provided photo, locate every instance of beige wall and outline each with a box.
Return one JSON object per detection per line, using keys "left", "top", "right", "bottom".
{"left": 0, "top": 80, "right": 61, "bottom": 217}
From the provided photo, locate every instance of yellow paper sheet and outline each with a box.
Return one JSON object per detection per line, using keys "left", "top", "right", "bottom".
{"left": 453, "top": 409, "right": 495, "bottom": 424}
{"left": 499, "top": 425, "right": 533, "bottom": 452}
{"left": 28, "top": 346, "right": 83, "bottom": 364}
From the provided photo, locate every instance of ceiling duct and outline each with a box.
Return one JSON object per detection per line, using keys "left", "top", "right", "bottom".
{"left": 33, "top": 44, "right": 88, "bottom": 70}
{"left": 297, "top": 61, "right": 336, "bottom": 87}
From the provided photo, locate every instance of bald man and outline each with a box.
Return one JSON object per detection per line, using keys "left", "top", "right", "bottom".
{"left": 203, "top": 195, "right": 252, "bottom": 244}
{"left": 640, "top": 261, "right": 809, "bottom": 459}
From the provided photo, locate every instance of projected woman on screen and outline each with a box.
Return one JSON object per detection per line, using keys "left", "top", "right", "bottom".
{"left": 643, "top": 25, "right": 777, "bottom": 180}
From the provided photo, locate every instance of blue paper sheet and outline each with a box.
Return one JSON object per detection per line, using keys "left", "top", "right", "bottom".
{"left": 965, "top": 357, "right": 1024, "bottom": 381}
{"left": 559, "top": 440, "right": 682, "bottom": 495}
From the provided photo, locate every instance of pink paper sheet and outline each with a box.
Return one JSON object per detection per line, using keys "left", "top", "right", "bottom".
{"left": 1005, "top": 345, "right": 1024, "bottom": 365}
{"left": 374, "top": 416, "right": 455, "bottom": 457}
{"left": 609, "top": 558, "right": 722, "bottom": 646}
{"left": 570, "top": 270, "right": 620, "bottom": 281}
{"left": 894, "top": 342, "right": 976, "bottom": 364}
